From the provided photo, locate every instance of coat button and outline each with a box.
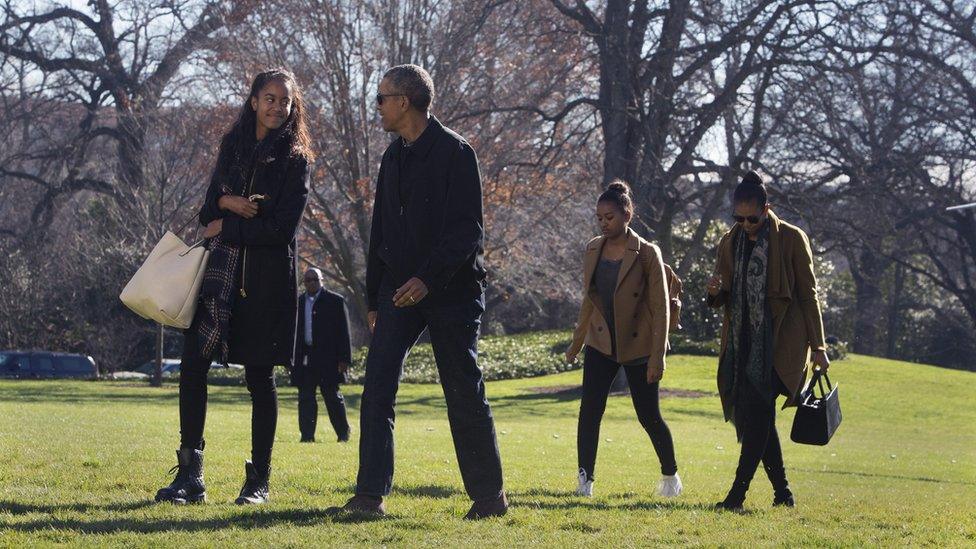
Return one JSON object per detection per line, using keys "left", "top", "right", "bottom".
{"left": 597, "top": 327, "right": 603, "bottom": 332}
{"left": 632, "top": 332, "right": 638, "bottom": 338}
{"left": 633, "top": 292, "right": 639, "bottom": 297}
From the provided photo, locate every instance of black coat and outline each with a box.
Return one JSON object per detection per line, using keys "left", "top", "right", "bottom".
{"left": 365, "top": 115, "right": 486, "bottom": 310}
{"left": 198, "top": 135, "right": 310, "bottom": 367}
{"left": 295, "top": 289, "right": 352, "bottom": 385}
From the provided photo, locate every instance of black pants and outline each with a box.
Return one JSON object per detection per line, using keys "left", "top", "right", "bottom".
{"left": 178, "top": 332, "right": 278, "bottom": 476}
{"left": 728, "top": 376, "right": 788, "bottom": 498}
{"left": 355, "top": 283, "right": 503, "bottom": 500}
{"left": 577, "top": 346, "right": 678, "bottom": 480}
{"left": 298, "top": 372, "right": 349, "bottom": 440}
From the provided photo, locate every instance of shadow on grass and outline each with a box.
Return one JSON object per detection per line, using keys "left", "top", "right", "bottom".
{"left": 794, "top": 468, "right": 976, "bottom": 486}
{"left": 0, "top": 500, "right": 155, "bottom": 515}
{"left": 0, "top": 504, "right": 395, "bottom": 534}
{"left": 330, "top": 483, "right": 463, "bottom": 500}
{"left": 507, "top": 489, "right": 717, "bottom": 514}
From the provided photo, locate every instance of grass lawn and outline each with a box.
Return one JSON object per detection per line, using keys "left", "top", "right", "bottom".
{"left": 1, "top": 353, "right": 974, "bottom": 547}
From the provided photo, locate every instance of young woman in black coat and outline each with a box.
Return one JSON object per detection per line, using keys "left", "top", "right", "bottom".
{"left": 155, "top": 69, "right": 314, "bottom": 505}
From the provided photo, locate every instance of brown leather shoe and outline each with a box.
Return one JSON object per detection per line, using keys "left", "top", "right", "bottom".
{"left": 464, "top": 491, "right": 508, "bottom": 520}
{"left": 326, "top": 495, "right": 385, "bottom": 516}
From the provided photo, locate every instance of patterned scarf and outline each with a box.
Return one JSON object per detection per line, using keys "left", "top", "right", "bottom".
{"left": 196, "top": 202, "right": 241, "bottom": 361}
{"left": 720, "top": 221, "right": 773, "bottom": 435}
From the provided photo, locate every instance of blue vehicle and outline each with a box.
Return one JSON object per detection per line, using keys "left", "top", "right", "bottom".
{"left": 0, "top": 351, "right": 98, "bottom": 379}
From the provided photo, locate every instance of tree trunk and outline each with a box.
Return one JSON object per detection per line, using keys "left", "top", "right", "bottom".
{"left": 153, "top": 323, "right": 163, "bottom": 387}
{"left": 850, "top": 249, "right": 890, "bottom": 355}
{"left": 885, "top": 262, "right": 905, "bottom": 358}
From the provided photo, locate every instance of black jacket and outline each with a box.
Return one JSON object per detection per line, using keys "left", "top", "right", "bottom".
{"left": 295, "top": 289, "right": 352, "bottom": 385}
{"left": 365, "top": 115, "right": 487, "bottom": 310}
{"left": 198, "top": 135, "right": 310, "bottom": 367}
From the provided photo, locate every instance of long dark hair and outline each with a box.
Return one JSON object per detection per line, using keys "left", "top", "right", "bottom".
{"left": 221, "top": 68, "right": 315, "bottom": 162}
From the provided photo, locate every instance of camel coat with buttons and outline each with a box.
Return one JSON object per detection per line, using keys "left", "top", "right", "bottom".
{"left": 707, "top": 210, "right": 827, "bottom": 406}
{"left": 568, "top": 228, "right": 670, "bottom": 373}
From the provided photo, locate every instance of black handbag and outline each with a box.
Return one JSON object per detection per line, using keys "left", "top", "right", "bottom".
{"left": 790, "top": 369, "right": 842, "bottom": 445}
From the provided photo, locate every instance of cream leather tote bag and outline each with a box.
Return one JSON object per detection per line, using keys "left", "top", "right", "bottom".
{"left": 120, "top": 231, "right": 209, "bottom": 329}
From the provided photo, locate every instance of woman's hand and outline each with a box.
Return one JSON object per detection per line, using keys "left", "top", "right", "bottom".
{"left": 367, "top": 311, "right": 377, "bottom": 334}
{"left": 646, "top": 365, "right": 663, "bottom": 383}
{"left": 202, "top": 219, "right": 222, "bottom": 239}
{"left": 219, "top": 195, "right": 259, "bottom": 219}
{"left": 565, "top": 349, "right": 579, "bottom": 364}
{"left": 706, "top": 274, "right": 723, "bottom": 297}
{"left": 812, "top": 350, "right": 830, "bottom": 371}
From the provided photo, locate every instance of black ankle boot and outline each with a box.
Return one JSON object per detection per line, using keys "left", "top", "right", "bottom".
{"left": 773, "top": 487, "right": 795, "bottom": 507}
{"left": 764, "top": 463, "right": 795, "bottom": 507}
{"left": 155, "top": 444, "right": 206, "bottom": 504}
{"left": 715, "top": 479, "right": 748, "bottom": 512}
{"left": 235, "top": 460, "right": 270, "bottom": 505}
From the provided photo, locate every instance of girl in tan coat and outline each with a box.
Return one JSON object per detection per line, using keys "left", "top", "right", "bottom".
{"left": 566, "top": 181, "right": 681, "bottom": 498}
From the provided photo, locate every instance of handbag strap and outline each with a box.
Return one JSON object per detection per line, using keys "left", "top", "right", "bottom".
{"left": 175, "top": 210, "right": 200, "bottom": 235}
{"left": 810, "top": 368, "right": 833, "bottom": 398}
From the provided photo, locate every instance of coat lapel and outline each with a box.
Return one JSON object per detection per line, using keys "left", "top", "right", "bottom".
{"left": 584, "top": 237, "right": 605, "bottom": 319}
{"left": 615, "top": 228, "right": 641, "bottom": 293}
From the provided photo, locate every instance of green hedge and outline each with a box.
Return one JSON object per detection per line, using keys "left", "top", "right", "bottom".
{"left": 201, "top": 330, "right": 727, "bottom": 386}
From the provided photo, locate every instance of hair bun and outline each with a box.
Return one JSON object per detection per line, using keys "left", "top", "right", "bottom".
{"left": 741, "top": 170, "right": 765, "bottom": 187}
{"left": 606, "top": 180, "right": 632, "bottom": 196}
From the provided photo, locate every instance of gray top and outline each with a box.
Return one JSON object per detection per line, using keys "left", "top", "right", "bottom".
{"left": 593, "top": 257, "right": 647, "bottom": 366}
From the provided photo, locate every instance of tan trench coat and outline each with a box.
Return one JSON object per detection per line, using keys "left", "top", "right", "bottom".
{"left": 707, "top": 210, "right": 827, "bottom": 406}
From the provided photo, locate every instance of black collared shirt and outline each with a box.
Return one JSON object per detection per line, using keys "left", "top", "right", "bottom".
{"left": 396, "top": 122, "right": 433, "bottom": 211}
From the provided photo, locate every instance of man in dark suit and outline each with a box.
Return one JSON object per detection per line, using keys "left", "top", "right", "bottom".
{"left": 295, "top": 268, "right": 352, "bottom": 443}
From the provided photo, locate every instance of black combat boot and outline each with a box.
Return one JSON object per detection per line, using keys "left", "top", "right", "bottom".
{"left": 234, "top": 460, "right": 270, "bottom": 505}
{"left": 155, "top": 444, "right": 206, "bottom": 504}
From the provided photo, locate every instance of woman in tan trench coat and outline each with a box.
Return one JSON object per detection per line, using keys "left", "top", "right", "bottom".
{"left": 706, "top": 171, "right": 831, "bottom": 511}
{"left": 565, "top": 181, "right": 681, "bottom": 499}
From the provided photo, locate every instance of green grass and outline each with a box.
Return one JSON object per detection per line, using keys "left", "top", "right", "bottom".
{"left": 1, "top": 352, "right": 975, "bottom": 547}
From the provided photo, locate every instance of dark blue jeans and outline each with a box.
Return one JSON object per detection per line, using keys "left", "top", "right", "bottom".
{"left": 355, "top": 285, "right": 503, "bottom": 501}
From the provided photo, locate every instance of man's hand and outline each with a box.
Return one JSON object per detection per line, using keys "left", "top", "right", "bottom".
{"left": 393, "top": 277, "right": 429, "bottom": 307}
{"left": 338, "top": 361, "right": 349, "bottom": 377}
{"left": 646, "top": 365, "right": 664, "bottom": 384}
{"left": 219, "top": 195, "right": 259, "bottom": 219}
{"left": 706, "top": 274, "right": 723, "bottom": 297}
{"left": 812, "top": 349, "right": 830, "bottom": 371}
{"left": 565, "top": 349, "right": 578, "bottom": 364}
{"left": 367, "top": 311, "right": 377, "bottom": 334}
{"left": 202, "top": 219, "right": 222, "bottom": 239}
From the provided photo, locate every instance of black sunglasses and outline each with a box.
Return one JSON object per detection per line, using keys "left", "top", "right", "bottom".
{"left": 732, "top": 214, "right": 762, "bottom": 224}
{"left": 376, "top": 93, "right": 406, "bottom": 105}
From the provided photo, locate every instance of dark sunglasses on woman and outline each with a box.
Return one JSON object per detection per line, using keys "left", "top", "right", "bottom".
{"left": 732, "top": 214, "right": 762, "bottom": 224}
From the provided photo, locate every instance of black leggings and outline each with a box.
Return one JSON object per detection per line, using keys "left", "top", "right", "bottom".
{"left": 577, "top": 346, "right": 678, "bottom": 480}
{"left": 178, "top": 341, "right": 278, "bottom": 475}
{"left": 730, "top": 377, "right": 788, "bottom": 494}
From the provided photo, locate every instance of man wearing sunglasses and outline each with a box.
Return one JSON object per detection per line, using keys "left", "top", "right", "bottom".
{"left": 706, "top": 170, "right": 830, "bottom": 512}
{"left": 329, "top": 64, "right": 506, "bottom": 520}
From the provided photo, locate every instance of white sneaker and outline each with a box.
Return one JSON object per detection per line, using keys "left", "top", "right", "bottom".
{"left": 576, "top": 468, "right": 593, "bottom": 497}
{"left": 657, "top": 473, "right": 683, "bottom": 497}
